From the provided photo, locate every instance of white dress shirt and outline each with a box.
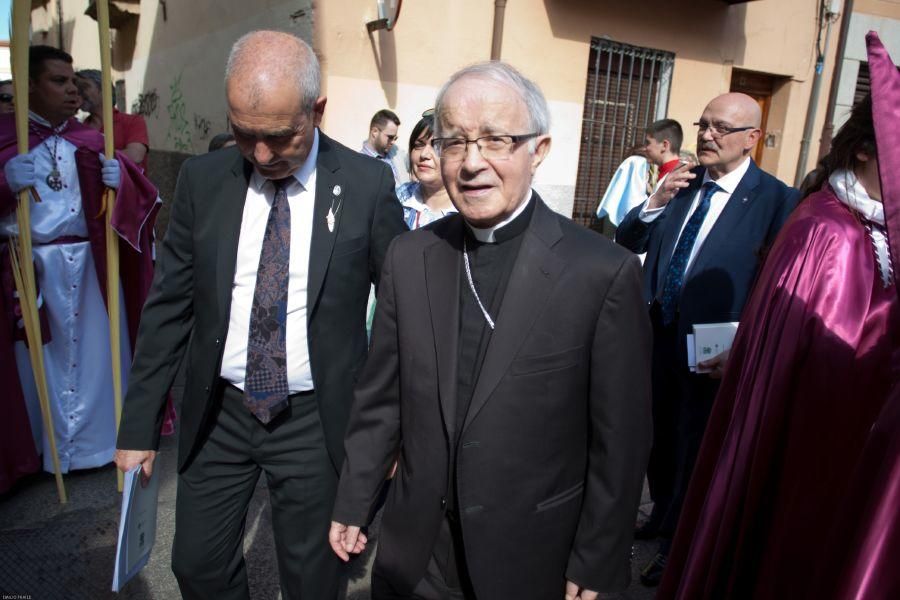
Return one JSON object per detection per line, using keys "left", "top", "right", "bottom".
{"left": 638, "top": 157, "right": 751, "bottom": 272}
{"left": 220, "top": 130, "right": 319, "bottom": 392}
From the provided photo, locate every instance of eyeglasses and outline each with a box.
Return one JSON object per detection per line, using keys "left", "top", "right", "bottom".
{"left": 431, "top": 133, "right": 539, "bottom": 162}
{"left": 0, "top": 94, "right": 13, "bottom": 103}
{"left": 421, "top": 108, "right": 435, "bottom": 118}
{"left": 694, "top": 121, "right": 756, "bottom": 138}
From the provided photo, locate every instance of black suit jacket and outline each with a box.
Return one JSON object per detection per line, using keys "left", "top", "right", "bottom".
{"left": 616, "top": 161, "right": 799, "bottom": 352}
{"left": 117, "top": 132, "right": 406, "bottom": 471}
{"left": 333, "top": 195, "right": 653, "bottom": 598}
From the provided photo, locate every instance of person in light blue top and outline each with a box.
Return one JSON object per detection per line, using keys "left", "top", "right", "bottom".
{"left": 596, "top": 144, "right": 649, "bottom": 227}
{"left": 396, "top": 111, "right": 456, "bottom": 230}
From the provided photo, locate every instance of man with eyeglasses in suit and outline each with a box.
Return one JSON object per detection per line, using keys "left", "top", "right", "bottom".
{"left": 330, "top": 61, "right": 652, "bottom": 600}
{"left": 616, "top": 92, "right": 800, "bottom": 586}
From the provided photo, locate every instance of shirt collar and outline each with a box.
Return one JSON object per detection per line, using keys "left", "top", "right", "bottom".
{"left": 466, "top": 189, "right": 533, "bottom": 243}
{"left": 251, "top": 127, "right": 319, "bottom": 193}
{"left": 361, "top": 141, "right": 387, "bottom": 159}
{"left": 703, "top": 156, "right": 751, "bottom": 195}
{"left": 659, "top": 158, "right": 681, "bottom": 180}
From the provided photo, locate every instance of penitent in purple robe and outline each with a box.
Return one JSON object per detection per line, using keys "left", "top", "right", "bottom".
{"left": 657, "top": 187, "right": 899, "bottom": 599}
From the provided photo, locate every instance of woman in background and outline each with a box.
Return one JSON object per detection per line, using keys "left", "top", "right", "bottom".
{"left": 396, "top": 112, "right": 456, "bottom": 229}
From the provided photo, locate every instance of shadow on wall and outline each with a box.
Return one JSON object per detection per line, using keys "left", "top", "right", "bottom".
{"left": 150, "top": 150, "right": 192, "bottom": 239}
{"left": 368, "top": 28, "right": 398, "bottom": 107}
{"left": 541, "top": 0, "right": 749, "bottom": 68}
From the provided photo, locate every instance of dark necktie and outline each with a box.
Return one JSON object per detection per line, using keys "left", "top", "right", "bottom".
{"left": 659, "top": 181, "right": 721, "bottom": 325}
{"left": 243, "top": 178, "right": 292, "bottom": 423}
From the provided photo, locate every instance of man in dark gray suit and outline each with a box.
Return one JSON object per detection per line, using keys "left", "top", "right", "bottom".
{"left": 114, "top": 31, "right": 405, "bottom": 600}
{"left": 329, "top": 62, "right": 652, "bottom": 600}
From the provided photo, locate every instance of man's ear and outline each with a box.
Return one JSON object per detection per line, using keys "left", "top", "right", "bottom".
{"left": 312, "top": 96, "right": 327, "bottom": 127}
{"left": 530, "top": 135, "right": 552, "bottom": 173}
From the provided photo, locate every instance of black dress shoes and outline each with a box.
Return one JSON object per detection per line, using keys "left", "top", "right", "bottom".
{"left": 639, "top": 552, "right": 667, "bottom": 587}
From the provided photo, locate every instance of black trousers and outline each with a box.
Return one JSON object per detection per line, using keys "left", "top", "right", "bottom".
{"left": 171, "top": 381, "right": 341, "bottom": 600}
{"left": 646, "top": 307, "right": 720, "bottom": 543}
{"left": 372, "top": 515, "right": 476, "bottom": 600}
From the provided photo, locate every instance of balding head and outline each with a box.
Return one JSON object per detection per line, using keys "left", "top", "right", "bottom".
{"left": 225, "top": 31, "right": 321, "bottom": 113}
{"left": 225, "top": 31, "right": 327, "bottom": 179}
{"left": 696, "top": 92, "right": 762, "bottom": 178}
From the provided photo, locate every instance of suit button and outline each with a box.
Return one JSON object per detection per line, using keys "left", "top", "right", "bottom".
{"left": 204, "top": 386, "right": 210, "bottom": 393}
{"left": 440, "top": 496, "right": 447, "bottom": 510}
{"left": 215, "top": 338, "right": 220, "bottom": 346}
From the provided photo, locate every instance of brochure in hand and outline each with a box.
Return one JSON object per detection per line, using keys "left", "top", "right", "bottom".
{"left": 112, "top": 465, "right": 160, "bottom": 592}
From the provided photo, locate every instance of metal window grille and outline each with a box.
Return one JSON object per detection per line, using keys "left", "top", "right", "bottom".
{"left": 572, "top": 38, "right": 675, "bottom": 227}
{"left": 855, "top": 61, "right": 870, "bottom": 106}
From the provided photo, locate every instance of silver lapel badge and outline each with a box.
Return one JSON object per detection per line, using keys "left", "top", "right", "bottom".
{"left": 327, "top": 185, "right": 342, "bottom": 233}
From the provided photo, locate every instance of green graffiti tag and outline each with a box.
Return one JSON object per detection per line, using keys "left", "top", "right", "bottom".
{"left": 166, "top": 73, "right": 192, "bottom": 152}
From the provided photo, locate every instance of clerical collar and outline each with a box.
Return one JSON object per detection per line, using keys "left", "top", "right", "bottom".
{"left": 465, "top": 190, "right": 534, "bottom": 244}
{"left": 251, "top": 127, "right": 319, "bottom": 192}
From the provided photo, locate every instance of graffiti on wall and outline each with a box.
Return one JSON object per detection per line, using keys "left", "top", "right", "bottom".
{"left": 194, "top": 114, "right": 211, "bottom": 140}
{"left": 166, "top": 73, "right": 192, "bottom": 153}
{"left": 131, "top": 89, "right": 159, "bottom": 118}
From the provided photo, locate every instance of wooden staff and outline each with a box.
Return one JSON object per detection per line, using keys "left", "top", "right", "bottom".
{"left": 95, "top": 0, "right": 125, "bottom": 493}
{"left": 9, "top": 0, "right": 67, "bottom": 503}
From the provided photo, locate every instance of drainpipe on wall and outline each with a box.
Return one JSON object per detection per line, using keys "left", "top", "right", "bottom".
{"left": 817, "top": 0, "right": 854, "bottom": 161}
{"left": 794, "top": 0, "right": 840, "bottom": 188}
{"left": 57, "top": 0, "right": 64, "bottom": 49}
{"left": 491, "top": 0, "right": 507, "bottom": 60}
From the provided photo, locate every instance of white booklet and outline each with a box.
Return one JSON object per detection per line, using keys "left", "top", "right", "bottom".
{"left": 688, "top": 322, "right": 739, "bottom": 373}
{"left": 112, "top": 465, "right": 161, "bottom": 592}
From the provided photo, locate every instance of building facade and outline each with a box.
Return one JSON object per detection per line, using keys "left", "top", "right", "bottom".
{"left": 18, "top": 0, "right": 900, "bottom": 220}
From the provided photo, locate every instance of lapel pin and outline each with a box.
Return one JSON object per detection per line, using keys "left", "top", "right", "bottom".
{"left": 742, "top": 196, "right": 749, "bottom": 204}
{"left": 327, "top": 185, "right": 343, "bottom": 233}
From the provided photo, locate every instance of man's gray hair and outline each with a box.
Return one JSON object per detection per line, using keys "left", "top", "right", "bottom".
{"left": 75, "top": 69, "right": 117, "bottom": 105}
{"left": 224, "top": 31, "right": 321, "bottom": 112}
{"left": 433, "top": 61, "right": 551, "bottom": 145}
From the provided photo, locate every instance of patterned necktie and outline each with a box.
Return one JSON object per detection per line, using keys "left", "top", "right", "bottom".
{"left": 659, "top": 181, "right": 721, "bottom": 326}
{"left": 244, "top": 178, "right": 292, "bottom": 423}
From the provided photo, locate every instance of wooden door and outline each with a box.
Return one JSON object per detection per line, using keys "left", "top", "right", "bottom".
{"left": 730, "top": 69, "right": 774, "bottom": 165}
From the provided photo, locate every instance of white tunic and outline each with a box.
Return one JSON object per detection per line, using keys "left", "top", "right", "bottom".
{"left": 1, "top": 115, "right": 130, "bottom": 473}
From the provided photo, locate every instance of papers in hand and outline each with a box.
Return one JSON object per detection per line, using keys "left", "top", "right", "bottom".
{"left": 687, "top": 322, "right": 739, "bottom": 373}
{"left": 112, "top": 465, "right": 161, "bottom": 592}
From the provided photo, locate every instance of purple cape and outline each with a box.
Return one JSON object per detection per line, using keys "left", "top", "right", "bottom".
{"left": 658, "top": 189, "right": 899, "bottom": 599}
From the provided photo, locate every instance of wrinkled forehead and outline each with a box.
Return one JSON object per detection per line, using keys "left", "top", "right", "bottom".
{"left": 438, "top": 76, "right": 529, "bottom": 135}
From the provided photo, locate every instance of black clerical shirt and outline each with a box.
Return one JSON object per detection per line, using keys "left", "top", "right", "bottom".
{"left": 450, "top": 196, "right": 535, "bottom": 513}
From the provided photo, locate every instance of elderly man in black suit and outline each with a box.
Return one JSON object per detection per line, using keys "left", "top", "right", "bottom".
{"left": 329, "top": 62, "right": 652, "bottom": 600}
{"left": 114, "top": 31, "right": 406, "bottom": 600}
{"left": 616, "top": 92, "right": 799, "bottom": 586}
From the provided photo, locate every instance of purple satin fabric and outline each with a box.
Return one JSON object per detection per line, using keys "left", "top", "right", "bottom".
{"left": 659, "top": 188, "right": 899, "bottom": 599}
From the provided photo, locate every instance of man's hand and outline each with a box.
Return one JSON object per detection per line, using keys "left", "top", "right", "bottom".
{"left": 114, "top": 449, "right": 157, "bottom": 487}
{"left": 565, "top": 580, "right": 598, "bottom": 600}
{"left": 328, "top": 521, "right": 368, "bottom": 562}
{"left": 647, "top": 162, "right": 695, "bottom": 210}
{"left": 100, "top": 155, "right": 121, "bottom": 189}
{"left": 4, "top": 154, "right": 36, "bottom": 193}
{"left": 697, "top": 348, "right": 730, "bottom": 379}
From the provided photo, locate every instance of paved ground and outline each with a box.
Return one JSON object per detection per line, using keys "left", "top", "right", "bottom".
{"left": 1, "top": 430, "right": 658, "bottom": 600}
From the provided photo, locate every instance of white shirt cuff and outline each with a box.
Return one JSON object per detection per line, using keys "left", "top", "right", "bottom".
{"left": 639, "top": 199, "right": 665, "bottom": 223}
